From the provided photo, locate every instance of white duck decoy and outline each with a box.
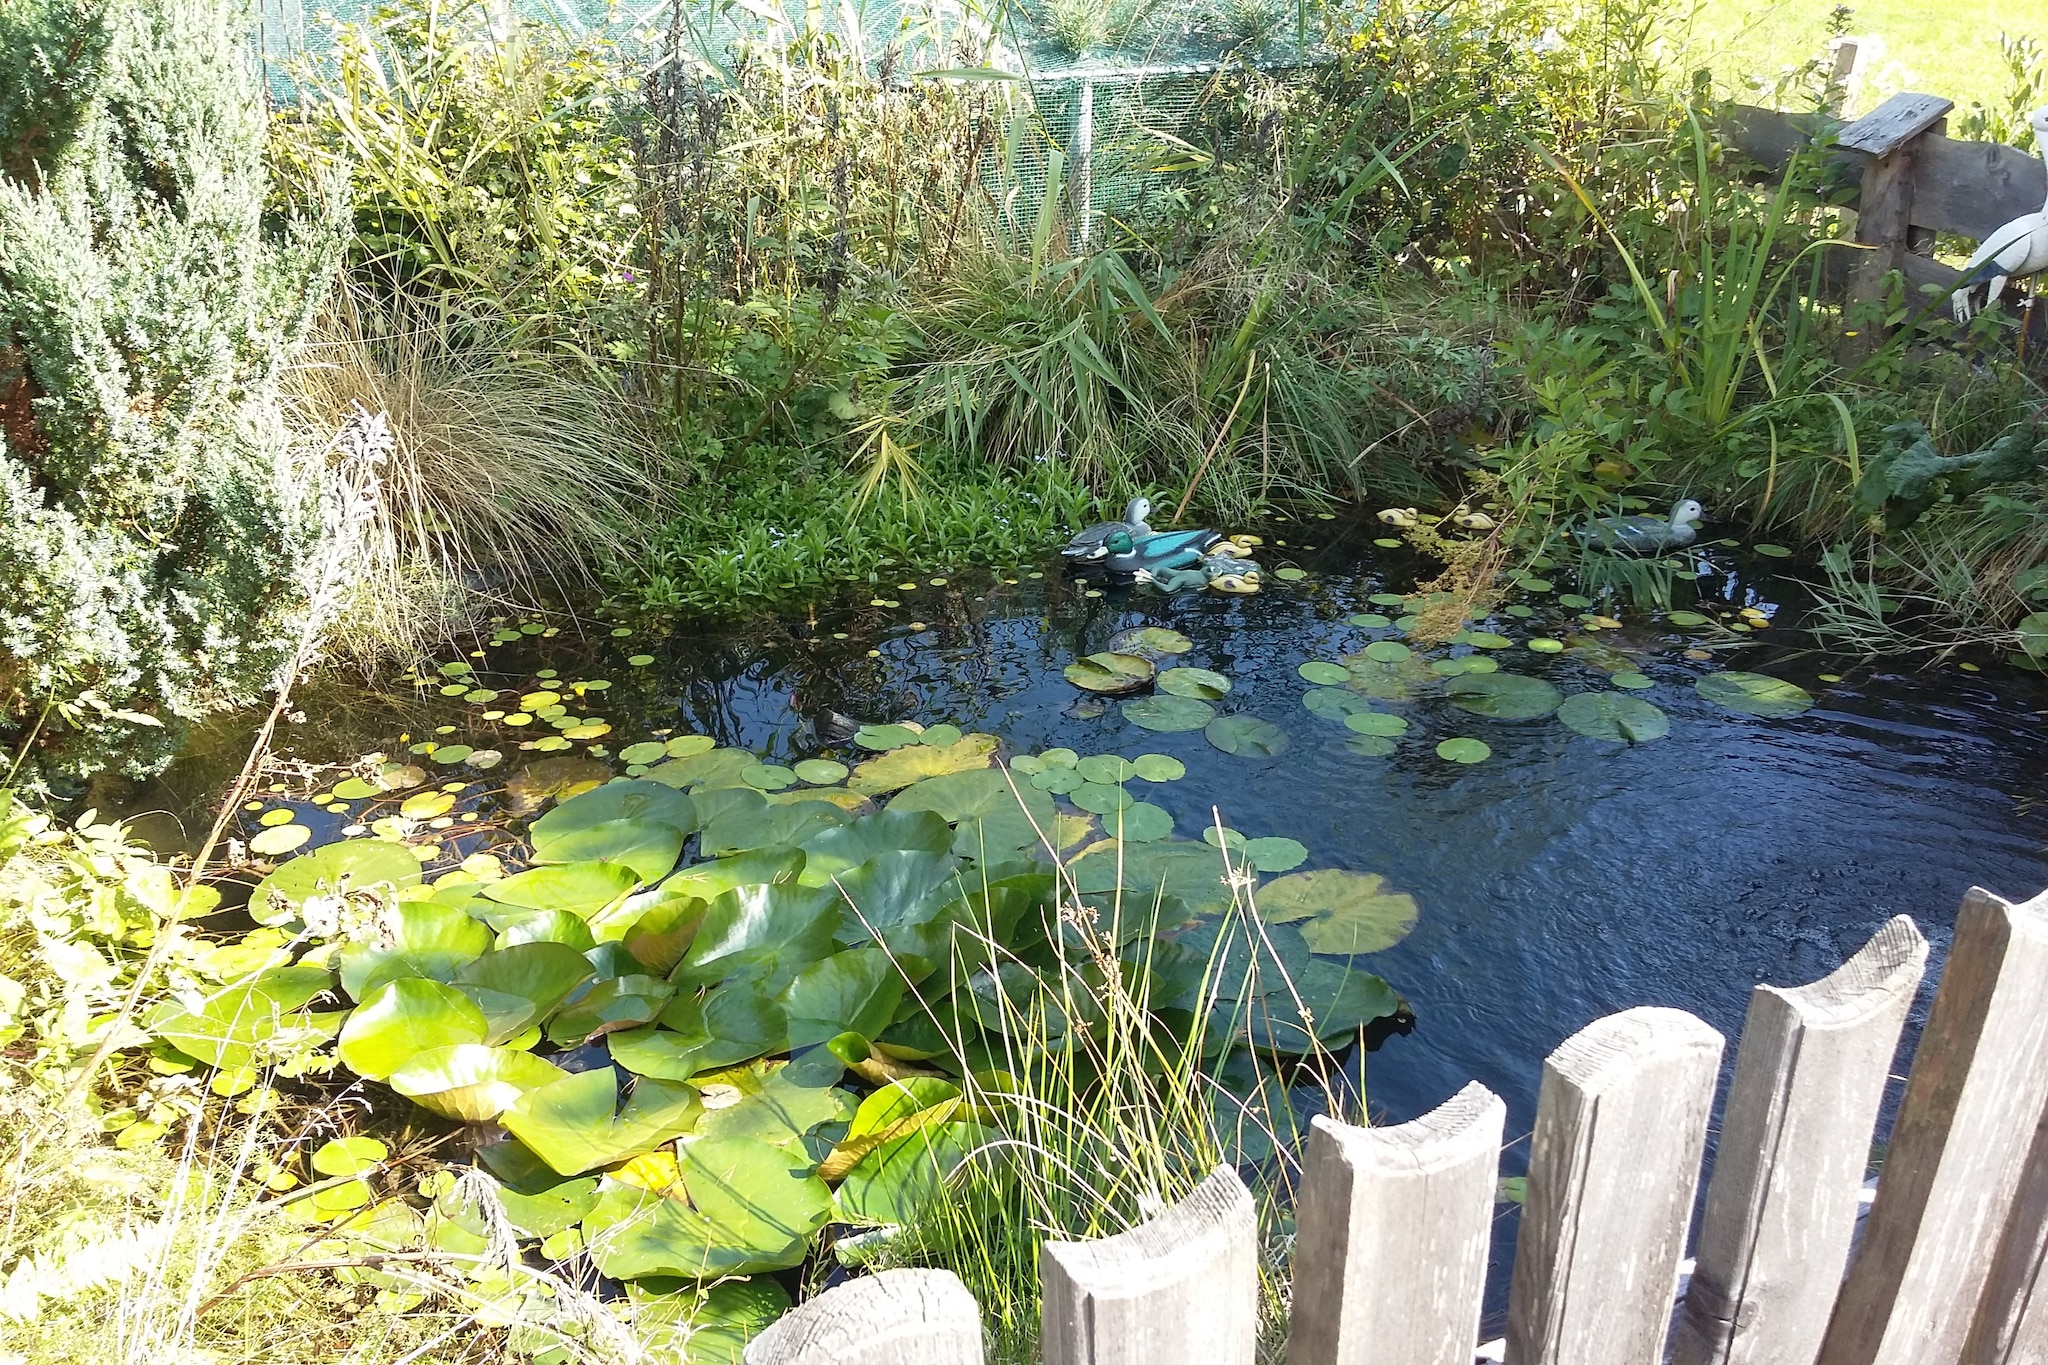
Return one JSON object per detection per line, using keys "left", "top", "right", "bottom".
{"left": 1952, "top": 105, "right": 2048, "bottom": 322}
{"left": 1574, "top": 499, "right": 1705, "bottom": 553}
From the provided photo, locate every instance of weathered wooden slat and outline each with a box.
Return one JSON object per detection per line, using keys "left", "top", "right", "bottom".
{"left": 1911, "top": 133, "right": 2048, "bottom": 244}
{"left": 744, "top": 1268, "right": 984, "bottom": 1365}
{"left": 1839, "top": 93, "right": 1955, "bottom": 157}
{"left": 1286, "top": 1082, "right": 1505, "bottom": 1365}
{"left": 1963, "top": 1096, "right": 2048, "bottom": 1364}
{"left": 1505, "top": 1006, "right": 1726, "bottom": 1365}
{"left": 1673, "top": 915, "right": 1929, "bottom": 1365}
{"left": 1042, "top": 1164, "right": 1257, "bottom": 1365}
{"left": 1817, "top": 885, "right": 2048, "bottom": 1365}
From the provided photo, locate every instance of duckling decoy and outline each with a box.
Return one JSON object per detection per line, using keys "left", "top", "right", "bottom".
{"left": 1377, "top": 507, "right": 1420, "bottom": 527}
{"left": 1061, "top": 497, "right": 1155, "bottom": 561}
{"left": 1450, "top": 504, "right": 1496, "bottom": 531}
{"left": 1573, "top": 500, "right": 1705, "bottom": 554}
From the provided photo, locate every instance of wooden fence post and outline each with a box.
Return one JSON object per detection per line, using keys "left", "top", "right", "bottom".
{"left": 743, "top": 1268, "right": 984, "bottom": 1365}
{"left": 1817, "top": 885, "right": 2048, "bottom": 1365}
{"left": 1041, "top": 1164, "right": 1258, "bottom": 1365}
{"left": 1963, "top": 1095, "right": 2048, "bottom": 1363}
{"left": 1286, "top": 1082, "right": 1506, "bottom": 1365}
{"left": 1838, "top": 92, "right": 1953, "bottom": 358}
{"left": 1504, "top": 1006, "right": 1725, "bottom": 1365}
{"left": 1673, "top": 915, "right": 1928, "bottom": 1365}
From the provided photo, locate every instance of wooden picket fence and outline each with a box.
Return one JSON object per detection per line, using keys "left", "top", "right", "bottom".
{"left": 742, "top": 882, "right": 2048, "bottom": 1365}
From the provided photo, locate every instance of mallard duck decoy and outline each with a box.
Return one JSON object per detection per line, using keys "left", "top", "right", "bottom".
{"left": 1100, "top": 527, "right": 1222, "bottom": 575}
{"left": 1574, "top": 500, "right": 1705, "bottom": 553}
{"left": 1377, "top": 507, "right": 1419, "bottom": 527}
{"left": 1061, "top": 497, "right": 1155, "bottom": 561}
{"left": 1450, "top": 504, "right": 1496, "bottom": 531}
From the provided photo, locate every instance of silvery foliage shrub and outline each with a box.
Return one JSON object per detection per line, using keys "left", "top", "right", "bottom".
{"left": 0, "top": 0, "right": 341, "bottom": 788}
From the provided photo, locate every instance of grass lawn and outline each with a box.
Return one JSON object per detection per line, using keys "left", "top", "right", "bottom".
{"left": 1679, "top": 0, "right": 2046, "bottom": 118}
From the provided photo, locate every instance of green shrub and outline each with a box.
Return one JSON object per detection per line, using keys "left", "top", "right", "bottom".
{"left": 0, "top": 0, "right": 340, "bottom": 790}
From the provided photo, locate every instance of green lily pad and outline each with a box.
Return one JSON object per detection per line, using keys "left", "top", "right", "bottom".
{"left": 1346, "top": 613, "right": 1392, "bottom": 628}
{"left": 1557, "top": 593, "right": 1594, "bottom": 609}
{"left": 1274, "top": 567, "right": 1308, "bottom": 582}
{"left": 1343, "top": 711, "right": 1407, "bottom": 736}
{"left": 1363, "top": 640, "right": 1412, "bottom": 663}
{"left": 1257, "top": 869, "right": 1419, "bottom": 954}
{"left": 335, "top": 899, "right": 494, "bottom": 999}
{"left": 743, "top": 763, "right": 799, "bottom": 791}
{"left": 628, "top": 1278, "right": 790, "bottom": 1362}
{"left": 887, "top": 770, "right": 1056, "bottom": 859}
{"left": 250, "top": 839, "right": 423, "bottom": 927}
{"left": 1302, "top": 687, "right": 1374, "bottom": 720}
{"left": 1241, "top": 837, "right": 1308, "bottom": 873}
{"left": 798, "top": 807, "right": 955, "bottom": 882}
{"left": 852, "top": 724, "right": 921, "bottom": 751}
{"left": 146, "top": 966, "right": 336, "bottom": 1071}
{"left": 501, "top": 1069, "right": 705, "bottom": 1177}
{"left": 1666, "top": 610, "right": 1709, "bottom": 627}
{"left": 1071, "top": 781, "right": 1133, "bottom": 816}
{"left": 1075, "top": 754, "right": 1134, "bottom": 784}
{"left": 1526, "top": 638, "right": 1564, "bottom": 653}
{"left": 1131, "top": 754, "right": 1185, "bottom": 782}
{"left": 1298, "top": 661, "right": 1351, "bottom": 685}
{"left": 389, "top": 1044, "right": 566, "bottom": 1122}
{"left": 485, "top": 861, "right": 641, "bottom": 916}
{"left": 646, "top": 748, "right": 755, "bottom": 792}
{"left": 1344, "top": 734, "right": 1397, "bottom": 756}
{"left": 1611, "top": 672, "right": 1654, "bottom": 690}
{"left": 2017, "top": 612, "right": 2048, "bottom": 661}
{"left": 1107, "top": 627, "right": 1194, "bottom": 658}
{"left": 337, "top": 978, "right": 489, "bottom": 1081}
{"left": 836, "top": 1116, "right": 994, "bottom": 1228}
{"left": 1557, "top": 692, "right": 1670, "bottom": 742}
{"left": 450, "top": 942, "right": 596, "bottom": 1043}
{"left": 1436, "top": 737, "right": 1492, "bottom": 763}
{"left": 1369, "top": 593, "right": 1407, "bottom": 607}
{"left": 793, "top": 758, "right": 849, "bottom": 785}
{"left": 1464, "top": 632, "right": 1513, "bottom": 649}
{"left": 1694, "top": 672, "right": 1815, "bottom": 718}
{"left": 1754, "top": 544, "right": 1793, "bottom": 557}
{"left": 1157, "top": 667, "right": 1232, "bottom": 700}
{"left": 312, "top": 1136, "right": 387, "bottom": 1177}
{"left": 1109, "top": 802, "right": 1174, "bottom": 842}
{"left": 1445, "top": 672, "right": 1564, "bottom": 721}
{"left": 1205, "top": 715, "right": 1290, "bottom": 757}
{"left": 1121, "top": 694, "right": 1217, "bottom": 732}
{"left": 619, "top": 742, "right": 668, "bottom": 765}
{"left": 1066, "top": 652, "right": 1157, "bottom": 694}
{"left": 581, "top": 1136, "right": 831, "bottom": 1277}
{"left": 777, "top": 946, "right": 905, "bottom": 1047}
{"left": 531, "top": 819, "right": 685, "bottom": 884}
{"left": 1071, "top": 840, "right": 1234, "bottom": 918}
{"left": 545, "top": 974, "right": 676, "bottom": 1046}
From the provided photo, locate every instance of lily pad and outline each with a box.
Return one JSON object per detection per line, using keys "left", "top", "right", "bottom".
{"left": 848, "top": 734, "right": 998, "bottom": 794}
{"left": 450, "top": 942, "right": 596, "bottom": 1043}
{"left": 743, "top": 763, "right": 798, "bottom": 791}
{"left": 1346, "top": 613, "right": 1392, "bottom": 628}
{"left": 1071, "top": 840, "right": 1234, "bottom": 918}
{"left": 1754, "top": 544, "right": 1793, "bottom": 557}
{"left": 1257, "top": 869, "right": 1419, "bottom": 955}
{"left": 502, "top": 1069, "right": 705, "bottom": 1176}
{"left": 1071, "top": 781, "right": 1133, "bottom": 816}
{"left": 1131, "top": 754, "right": 1185, "bottom": 782}
{"left": 389, "top": 1044, "right": 567, "bottom": 1122}
{"left": 1363, "top": 640, "right": 1413, "bottom": 663}
{"left": 485, "top": 861, "right": 640, "bottom": 916}
{"left": 1066, "top": 652, "right": 1157, "bottom": 694}
{"left": 1121, "top": 694, "right": 1216, "bottom": 732}
{"left": 1611, "top": 672, "right": 1654, "bottom": 690}
{"left": 887, "top": 770, "right": 1056, "bottom": 858}
{"left": 581, "top": 1136, "right": 830, "bottom": 1278}
{"left": 1344, "top": 735, "right": 1397, "bottom": 756}
{"left": 1157, "top": 667, "right": 1232, "bottom": 700}
{"left": 1445, "top": 672, "right": 1564, "bottom": 721}
{"left": 1694, "top": 672, "right": 1814, "bottom": 718}
{"left": 852, "top": 724, "right": 921, "bottom": 751}
{"left": 1436, "top": 738, "right": 1492, "bottom": 764}
{"left": 1108, "top": 627, "right": 1194, "bottom": 658}
{"left": 337, "top": 978, "right": 489, "bottom": 1081}
{"left": 312, "top": 1136, "right": 387, "bottom": 1177}
{"left": 249, "top": 839, "right": 424, "bottom": 926}
{"left": 1556, "top": 692, "right": 1670, "bottom": 742}
{"left": 793, "top": 758, "right": 849, "bottom": 785}
{"left": 1343, "top": 711, "right": 1407, "bottom": 737}
{"left": 1075, "top": 755, "right": 1134, "bottom": 784}
{"left": 1302, "top": 687, "right": 1375, "bottom": 721}
{"left": 249, "top": 824, "right": 312, "bottom": 856}
{"left": 1526, "top": 638, "right": 1564, "bottom": 653}
{"left": 1298, "top": 661, "right": 1350, "bottom": 685}
{"left": 1241, "top": 837, "right": 1308, "bottom": 873}
{"left": 1110, "top": 802, "right": 1174, "bottom": 842}
{"left": 1205, "top": 715, "right": 1290, "bottom": 757}
{"left": 1666, "top": 611, "right": 1709, "bottom": 627}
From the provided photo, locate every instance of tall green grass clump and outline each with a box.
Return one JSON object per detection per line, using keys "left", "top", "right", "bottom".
{"left": 0, "top": 0, "right": 340, "bottom": 790}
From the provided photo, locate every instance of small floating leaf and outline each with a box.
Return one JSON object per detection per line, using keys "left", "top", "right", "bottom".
{"left": 1107, "top": 627, "right": 1193, "bottom": 658}
{"left": 849, "top": 735, "right": 999, "bottom": 794}
{"left": 1611, "top": 673, "right": 1654, "bottom": 690}
{"left": 1666, "top": 611, "right": 1709, "bottom": 627}
{"left": 1131, "top": 754, "right": 1185, "bottom": 782}
{"left": 1344, "top": 734, "right": 1397, "bottom": 756}
{"left": 1343, "top": 711, "right": 1407, "bottom": 737}
{"left": 1445, "top": 673, "right": 1564, "bottom": 721}
{"left": 1274, "top": 567, "right": 1308, "bottom": 582}
{"left": 921, "top": 723, "right": 964, "bottom": 748}
{"left": 1695, "top": 672, "right": 1814, "bottom": 718}
{"left": 1298, "top": 661, "right": 1350, "bottom": 685}
{"left": 1075, "top": 755, "right": 1134, "bottom": 784}
{"left": 627, "top": 654, "right": 655, "bottom": 666}
{"left": 853, "top": 724, "right": 921, "bottom": 751}
{"left": 1121, "top": 694, "right": 1216, "bottom": 732}
{"left": 666, "top": 735, "right": 716, "bottom": 758}
{"left": 1066, "top": 653, "right": 1157, "bottom": 695}
{"left": 1557, "top": 593, "right": 1594, "bottom": 609}
{"left": 1435, "top": 738, "right": 1491, "bottom": 764}
{"left": 1241, "top": 837, "right": 1308, "bottom": 873}
{"left": 1754, "top": 544, "right": 1793, "bottom": 558}
{"left": 1363, "top": 640, "right": 1412, "bottom": 664}
{"left": 619, "top": 742, "right": 667, "bottom": 765}
{"left": 1557, "top": 692, "right": 1671, "bottom": 742}
{"left": 1113, "top": 802, "right": 1174, "bottom": 841}
{"left": 1158, "top": 667, "right": 1232, "bottom": 700}
{"left": 1464, "top": 632, "right": 1513, "bottom": 649}
{"left": 794, "top": 759, "right": 849, "bottom": 785}
{"left": 1526, "top": 638, "right": 1564, "bottom": 653}
{"left": 249, "top": 824, "right": 312, "bottom": 856}
{"left": 1072, "top": 781, "right": 1133, "bottom": 815}
{"left": 1302, "top": 687, "right": 1374, "bottom": 720}
{"left": 1205, "top": 715, "right": 1290, "bottom": 757}
{"left": 743, "top": 763, "right": 798, "bottom": 791}
{"left": 1369, "top": 593, "right": 1407, "bottom": 607}
{"left": 312, "top": 1136, "right": 388, "bottom": 1177}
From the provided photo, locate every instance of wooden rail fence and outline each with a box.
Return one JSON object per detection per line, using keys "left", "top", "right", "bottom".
{"left": 742, "top": 883, "right": 2048, "bottom": 1365}
{"left": 1721, "top": 92, "right": 2048, "bottom": 337}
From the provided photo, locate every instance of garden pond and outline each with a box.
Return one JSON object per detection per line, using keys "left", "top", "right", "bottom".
{"left": 106, "top": 511, "right": 2048, "bottom": 1339}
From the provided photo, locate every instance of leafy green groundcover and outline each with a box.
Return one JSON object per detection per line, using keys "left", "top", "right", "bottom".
{"left": 158, "top": 729, "right": 1409, "bottom": 1358}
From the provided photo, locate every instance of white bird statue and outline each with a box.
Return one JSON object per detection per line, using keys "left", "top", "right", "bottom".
{"left": 1951, "top": 105, "right": 2048, "bottom": 322}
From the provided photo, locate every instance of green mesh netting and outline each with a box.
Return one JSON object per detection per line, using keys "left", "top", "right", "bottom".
{"left": 260, "top": 1, "right": 1319, "bottom": 236}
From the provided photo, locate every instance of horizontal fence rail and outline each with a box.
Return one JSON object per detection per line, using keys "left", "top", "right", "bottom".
{"left": 745, "top": 885, "right": 2048, "bottom": 1365}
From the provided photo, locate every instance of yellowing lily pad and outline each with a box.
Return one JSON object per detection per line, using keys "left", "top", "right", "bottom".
{"left": 849, "top": 734, "right": 998, "bottom": 794}
{"left": 1066, "top": 653, "right": 1156, "bottom": 694}
{"left": 249, "top": 824, "right": 312, "bottom": 856}
{"left": 1695, "top": 672, "right": 1814, "bottom": 718}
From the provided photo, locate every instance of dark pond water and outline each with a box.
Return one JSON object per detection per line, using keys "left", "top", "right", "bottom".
{"left": 111, "top": 511, "right": 2048, "bottom": 1324}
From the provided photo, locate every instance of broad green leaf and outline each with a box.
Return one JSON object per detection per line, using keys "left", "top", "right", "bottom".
{"left": 888, "top": 770, "right": 1057, "bottom": 860}
{"left": 645, "top": 747, "right": 755, "bottom": 791}
{"left": 674, "top": 882, "right": 843, "bottom": 990}
{"left": 1121, "top": 693, "right": 1216, "bottom": 731}
{"left": 1205, "top": 715, "right": 1289, "bottom": 756}
{"left": 1107, "top": 626, "right": 1194, "bottom": 658}
{"left": 799, "top": 808, "right": 954, "bottom": 883}
{"left": 337, "top": 900, "right": 493, "bottom": 998}
{"left": 1065, "top": 652, "right": 1156, "bottom": 694}
{"left": 1071, "top": 839, "right": 1234, "bottom": 919}
{"left": 501, "top": 1070, "right": 704, "bottom": 1176}
{"left": 146, "top": 965, "right": 336, "bottom": 1069}
{"left": 848, "top": 735, "right": 998, "bottom": 794}
{"left": 835, "top": 1121, "right": 994, "bottom": 1228}
{"left": 1298, "top": 661, "right": 1350, "bottom": 685}
{"left": 484, "top": 862, "right": 640, "bottom": 917}
{"left": 1445, "top": 673, "right": 1564, "bottom": 720}
{"left": 1302, "top": 687, "right": 1375, "bottom": 720}
{"left": 1694, "top": 671, "right": 1815, "bottom": 718}
{"left": 1436, "top": 737, "right": 1492, "bottom": 763}
{"left": 1241, "top": 837, "right": 1308, "bottom": 873}
{"left": 249, "top": 842, "right": 422, "bottom": 927}
{"left": 1556, "top": 692, "right": 1671, "bottom": 742}
{"left": 581, "top": 1136, "right": 831, "bottom": 1277}
{"left": 1157, "top": 666, "right": 1232, "bottom": 699}
{"left": 389, "top": 1044, "right": 567, "bottom": 1122}
{"left": 660, "top": 848, "right": 806, "bottom": 905}
{"left": 832, "top": 850, "right": 965, "bottom": 959}
{"left": 336, "top": 978, "right": 488, "bottom": 1081}
{"left": 627, "top": 1277, "right": 790, "bottom": 1364}
{"left": 776, "top": 947, "right": 905, "bottom": 1047}
{"left": 532, "top": 781, "right": 697, "bottom": 848}
{"left": 546, "top": 974, "right": 676, "bottom": 1046}
{"left": 312, "top": 1136, "right": 387, "bottom": 1176}
{"left": 531, "top": 819, "right": 685, "bottom": 883}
